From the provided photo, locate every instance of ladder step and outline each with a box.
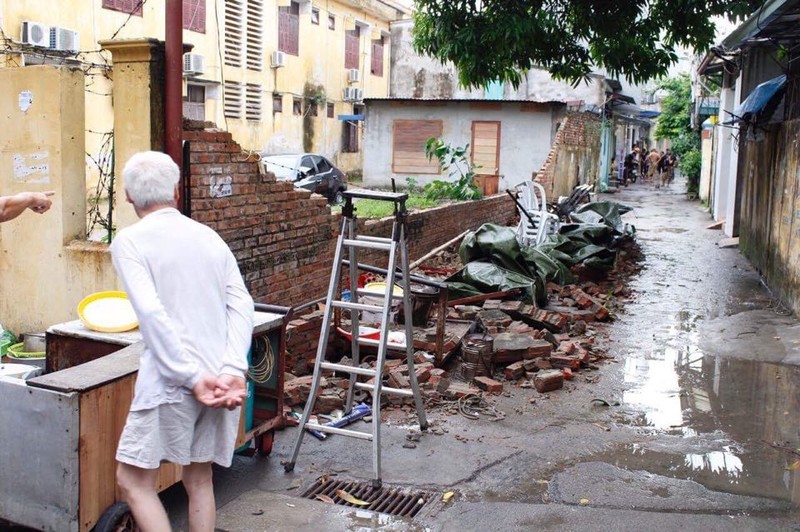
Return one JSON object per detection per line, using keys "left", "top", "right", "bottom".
{"left": 332, "top": 301, "right": 384, "bottom": 313}
{"left": 343, "top": 238, "right": 392, "bottom": 251}
{"left": 355, "top": 235, "right": 393, "bottom": 244}
{"left": 354, "top": 382, "right": 414, "bottom": 397}
{"left": 320, "top": 362, "right": 376, "bottom": 377}
{"left": 305, "top": 423, "right": 373, "bottom": 440}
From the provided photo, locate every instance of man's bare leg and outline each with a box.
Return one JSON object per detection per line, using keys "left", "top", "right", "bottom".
{"left": 182, "top": 462, "right": 216, "bottom": 532}
{"left": 117, "top": 462, "right": 171, "bottom": 531}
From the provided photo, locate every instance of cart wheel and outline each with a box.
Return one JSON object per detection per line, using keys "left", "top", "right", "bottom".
{"left": 257, "top": 431, "right": 274, "bottom": 456}
{"left": 95, "top": 502, "right": 135, "bottom": 532}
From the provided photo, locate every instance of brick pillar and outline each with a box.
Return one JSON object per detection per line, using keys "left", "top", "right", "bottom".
{"left": 98, "top": 38, "right": 165, "bottom": 231}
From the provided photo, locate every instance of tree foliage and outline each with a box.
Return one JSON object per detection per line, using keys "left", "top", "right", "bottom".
{"left": 412, "top": 0, "right": 756, "bottom": 87}
{"left": 654, "top": 74, "right": 692, "bottom": 141}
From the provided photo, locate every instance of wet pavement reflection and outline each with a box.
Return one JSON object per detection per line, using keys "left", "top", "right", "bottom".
{"left": 599, "top": 184, "right": 800, "bottom": 507}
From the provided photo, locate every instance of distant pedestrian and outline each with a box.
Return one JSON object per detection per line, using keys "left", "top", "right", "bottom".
{"left": 646, "top": 149, "right": 662, "bottom": 189}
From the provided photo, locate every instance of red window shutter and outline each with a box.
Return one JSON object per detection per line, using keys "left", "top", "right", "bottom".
{"left": 345, "top": 30, "right": 359, "bottom": 69}
{"left": 371, "top": 40, "right": 383, "bottom": 76}
{"left": 279, "top": 6, "right": 299, "bottom": 56}
{"left": 103, "top": 0, "right": 143, "bottom": 16}
{"left": 183, "top": 0, "right": 206, "bottom": 33}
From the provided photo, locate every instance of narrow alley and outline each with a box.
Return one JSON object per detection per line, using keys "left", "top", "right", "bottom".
{"left": 157, "top": 179, "right": 800, "bottom": 531}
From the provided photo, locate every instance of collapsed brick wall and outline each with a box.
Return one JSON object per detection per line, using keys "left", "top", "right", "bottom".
{"left": 185, "top": 127, "right": 516, "bottom": 373}
{"left": 185, "top": 129, "right": 338, "bottom": 306}
{"left": 534, "top": 111, "right": 601, "bottom": 199}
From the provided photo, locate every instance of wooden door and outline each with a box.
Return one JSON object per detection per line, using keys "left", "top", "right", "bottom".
{"left": 471, "top": 121, "right": 501, "bottom": 194}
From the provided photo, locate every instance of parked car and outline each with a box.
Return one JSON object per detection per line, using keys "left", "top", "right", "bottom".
{"left": 260, "top": 153, "right": 347, "bottom": 204}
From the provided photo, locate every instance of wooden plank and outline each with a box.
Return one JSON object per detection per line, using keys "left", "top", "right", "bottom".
{"left": 78, "top": 374, "right": 181, "bottom": 531}
{"left": 392, "top": 164, "right": 441, "bottom": 175}
{"left": 28, "top": 342, "right": 143, "bottom": 393}
{"left": 46, "top": 334, "right": 126, "bottom": 373}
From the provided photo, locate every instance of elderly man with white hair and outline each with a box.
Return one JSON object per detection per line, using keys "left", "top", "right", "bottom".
{"left": 111, "top": 151, "right": 254, "bottom": 531}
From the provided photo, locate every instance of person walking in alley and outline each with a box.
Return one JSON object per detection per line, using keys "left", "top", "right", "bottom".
{"left": 111, "top": 151, "right": 254, "bottom": 532}
{"left": 646, "top": 148, "right": 663, "bottom": 189}
{"left": 0, "top": 191, "right": 54, "bottom": 222}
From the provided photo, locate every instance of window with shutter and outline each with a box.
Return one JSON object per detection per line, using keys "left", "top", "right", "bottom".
{"left": 225, "top": 0, "right": 262, "bottom": 70}
{"left": 245, "top": 84, "right": 262, "bottom": 121}
{"left": 224, "top": 82, "right": 243, "bottom": 119}
{"left": 279, "top": 1, "right": 300, "bottom": 56}
{"left": 392, "top": 120, "right": 443, "bottom": 174}
{"left": 342, "top": 121, "right": 359, "bottom": 153}
{"left": 327, "top": 102, "right": 335, "bottom": 118}
{"left": 183, "top": 0, "right": 206, "bottom": 33}
{"left": 224, "top": 0, "right": 244, "bottom": 68}
{"left": 102, "top": 0, "right": 143, "bottom": 16}
{"left": 371, "top": 39, "right": 384, "bottom": 76}
{"left": 345, "top": 26, "right": 360, "bottom": 69}
{"left": 245, "top": 0, "right": 263, "bottom": 70}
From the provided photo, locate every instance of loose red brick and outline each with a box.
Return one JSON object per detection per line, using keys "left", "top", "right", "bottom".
{"left": 474, "top": 376, "right": 503, "bottom": 394}
{"left": 504, "top": 361, "right": 526, "bottom": 380}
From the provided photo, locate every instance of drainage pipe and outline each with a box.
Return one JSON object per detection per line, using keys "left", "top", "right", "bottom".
{"left": 165, "top": 0, "right": 184, "bottom": 207}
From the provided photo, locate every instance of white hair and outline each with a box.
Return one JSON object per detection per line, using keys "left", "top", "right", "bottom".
{"left": 123, "top": 151, "right": 179, "bottom": 209}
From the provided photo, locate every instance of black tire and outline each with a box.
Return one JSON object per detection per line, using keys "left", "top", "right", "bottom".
{"left": 95, "top": 502, "right": 135, "bottom": 532}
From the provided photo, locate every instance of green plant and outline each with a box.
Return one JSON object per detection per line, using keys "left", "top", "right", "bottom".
{"left": 422, "top": 138, "right": 483, "bottom": 201}
{"left": 406, "top": 177, "right": 419, "bottom": 194}
{"left": 303, "top": 83, "right": 326, "bottom": 152}
{"left": 679, "top": 148, "right": 702, "bottom": 196}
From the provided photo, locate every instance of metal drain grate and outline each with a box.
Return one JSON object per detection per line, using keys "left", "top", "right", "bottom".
{"left": 301, "top": 478, "right": 429, "bottom": 518}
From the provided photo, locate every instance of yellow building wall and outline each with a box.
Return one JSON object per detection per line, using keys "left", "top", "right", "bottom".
{"left": 0, "top": 0, "right": 399, "bottom": 203}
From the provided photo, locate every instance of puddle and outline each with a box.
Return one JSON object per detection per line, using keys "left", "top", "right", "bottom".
{"left": 345, "top": 509, "right": 430, "bottom": 531}
{"left": 614, "top": 313, "right": 800, "bottom": 505}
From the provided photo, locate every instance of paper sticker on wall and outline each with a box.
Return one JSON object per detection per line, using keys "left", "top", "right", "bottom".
{"left": 18, "top": 90, "right": 33, "bottom": 112}
{"left": 13, "top": 151, "right": 50, "bottom": 184}
{"left": 210, "top": 175, "right": 232, "bottom": 198}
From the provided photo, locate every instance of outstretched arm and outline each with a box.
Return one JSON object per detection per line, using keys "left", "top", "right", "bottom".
{"left": 0, "top": 191, "right": 54, "bottom": 222}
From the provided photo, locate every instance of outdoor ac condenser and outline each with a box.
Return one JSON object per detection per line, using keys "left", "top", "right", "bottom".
{"left": 20, "top": 21, "right": 50, "bottom": 48}
{"left": 348, "top": 68, "right": 360, "bottom": 83}
{"left": 183, "top": 53, "right": 206, "bottom": 75}
{"left": 50, "top": 26, "right": 80, "bottom": 52}
{"left": 271, "top": 51, "right": 286, "bottom": 68}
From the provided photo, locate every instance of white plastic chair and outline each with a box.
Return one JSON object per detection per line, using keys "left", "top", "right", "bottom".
{"left": 514, "top": 181, "right": 560, "bottom": 247}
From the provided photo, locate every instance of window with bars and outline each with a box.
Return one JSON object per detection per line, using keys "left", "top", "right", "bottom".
{"left": 102, "top": 0, "right": 143, "bottom": 16}
{"left": 224, "top": 81, "right": 243, "bottom": 119}
{"left": 183, "top": 0, "right": 206, "bottom": 33}
{"left": 345, "top": 26, "right": 360, "bottom": 70}
{"left": 183, "top": 84, "right": 206, "bottom": 121}
{"left": 273, "top": 94, "right": 283, "bottom": 113}
{"left": 371, "top": 39, "right": 384, "bottom": 77}
{"left": 279, "top": 1, "right": 300, "bottom": 56}
{"left": 246, "top": 84, "right": 262, "bottom": 121}
{"left": 224, "top": 0, "right": 263, "bottom": 70}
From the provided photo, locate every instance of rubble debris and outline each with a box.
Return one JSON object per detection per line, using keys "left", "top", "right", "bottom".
{"left": 474, "top": 376, "right": 503, "bottom": 394}
{"left": 534, "top": 370, "right": 565, "bottom": 393}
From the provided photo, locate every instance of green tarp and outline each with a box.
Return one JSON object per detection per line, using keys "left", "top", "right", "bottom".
{"left": 445, "top": 201, "right": 634, "bottom": 304}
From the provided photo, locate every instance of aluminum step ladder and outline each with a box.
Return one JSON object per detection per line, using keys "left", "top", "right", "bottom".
{"left": 283, "top": 189, "right": 428, "bottom": 489}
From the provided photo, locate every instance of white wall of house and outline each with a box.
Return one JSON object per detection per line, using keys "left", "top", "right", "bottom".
{"left": 712, "top": 84, "right": 736, "bottom": 224}
{"left": 363, "top": 100, "right": 563, "bottom": 189}
{"left": 723, "top": 78, "right": 743, "bottom": 237}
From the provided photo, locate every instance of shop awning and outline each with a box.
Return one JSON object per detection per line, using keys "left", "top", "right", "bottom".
{"left": 337, "top": 114, "right": 364, "bottom": 121}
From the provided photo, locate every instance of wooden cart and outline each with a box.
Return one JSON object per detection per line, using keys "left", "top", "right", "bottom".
{"left": 0, "top": 308, "right": 289, "bottom": 532}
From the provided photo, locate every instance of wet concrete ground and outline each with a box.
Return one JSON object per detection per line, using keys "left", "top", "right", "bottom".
{"left": 165, "top": 178, "right": 800, "bottom": 530}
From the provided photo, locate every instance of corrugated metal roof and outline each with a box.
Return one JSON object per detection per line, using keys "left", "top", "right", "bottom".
{"left": 363, "top": 97, "right": 568, "bottom": 105}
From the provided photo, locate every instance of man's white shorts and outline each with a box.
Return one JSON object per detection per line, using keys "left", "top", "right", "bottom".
{"left": 116, "top": 395, "right": 241, "bottom": 469}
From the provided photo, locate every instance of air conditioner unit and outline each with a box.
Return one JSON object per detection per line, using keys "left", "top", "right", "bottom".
{"left": 343, "top": 87, "right": 357, "bottom": 102}
{"left": 347, "top": 68, "right": 360, "bottom": 83}
{"left": 20, "top": 21, "right": 51, "bottom": 48}
{"left": 50, "top": 26, "right": 80, "bottom": 52}
{"left": 354, "top": 88, "right": 364, "bottom": 102}
{"left": 183, "top": 53, "right": 206, "bottom": 75}
{"left": 271, "top": 51, "right": 286, "bottom": 68}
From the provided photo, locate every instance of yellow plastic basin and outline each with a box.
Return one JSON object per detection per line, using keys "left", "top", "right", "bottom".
{"left": 77, "top": 290, "right": 139, "bottom": 333}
